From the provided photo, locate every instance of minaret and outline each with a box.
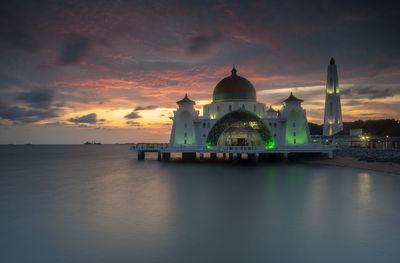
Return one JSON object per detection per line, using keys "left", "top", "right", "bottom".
{"left": 323, "top": 57, "right": 343, "bottom": 136}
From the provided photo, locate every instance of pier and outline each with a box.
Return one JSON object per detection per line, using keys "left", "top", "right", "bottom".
{"left": 130, "top": 143, "right": 333, "bottom": 161}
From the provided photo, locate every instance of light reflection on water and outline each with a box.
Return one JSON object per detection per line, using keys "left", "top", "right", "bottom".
{"left": 0, "top": 145, "right": 399, "bottom": 263}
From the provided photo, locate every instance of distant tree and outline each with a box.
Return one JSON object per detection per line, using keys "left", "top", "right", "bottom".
{"left": 307, "top": 119, "right": 400, "bottom": 136}
{"left": 343, "top": 119, "right": 400, "bottom": 136}
{"left": 308, "top": 122, "right": 323, "bottom": 135}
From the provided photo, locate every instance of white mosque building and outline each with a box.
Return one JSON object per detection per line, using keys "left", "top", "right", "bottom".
{"left": 132, "top": 65, "right": 333, "bottom": 161}
{"left": 168, "top": 66, "right": 318, "bottom": 155}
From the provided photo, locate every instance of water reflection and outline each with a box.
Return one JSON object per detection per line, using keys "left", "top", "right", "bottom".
{"left": 1, "top": 145, "right": 400, "bottom": 263}
{"left": 357, "top": 173, "right": 371, "bottom": 209}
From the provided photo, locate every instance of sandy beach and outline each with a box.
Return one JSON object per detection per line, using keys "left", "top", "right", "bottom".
{"left": 302, "top": 156, "right": 400, "bottom": 175}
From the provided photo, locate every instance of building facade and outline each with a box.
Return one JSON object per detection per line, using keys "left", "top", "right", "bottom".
{"left": 323, "top": 57, "right": 343, "bottom": 136}
{"left": 169, "top": 67, "right": 312, "bottom": 150}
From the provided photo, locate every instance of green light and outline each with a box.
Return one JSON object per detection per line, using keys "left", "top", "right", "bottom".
{"left": 264, "top": 141, "right": 275, "bottom": 149}
{"left": 285, "top": 109, "right": 308, "bottom": 145}
{"left": 327, "top": 85, "right": 334, "bottom": 94}
{"left": 206, "top": 109, "right": 275, "bottom": 149}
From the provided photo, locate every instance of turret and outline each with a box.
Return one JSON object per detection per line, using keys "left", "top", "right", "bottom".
{"left": 169, "top": 94, "right": 198, "bottom": 147}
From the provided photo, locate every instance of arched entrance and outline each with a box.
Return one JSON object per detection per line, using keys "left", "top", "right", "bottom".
{"left": 206, "top": 109, "right": 275, "bottom": 149}
{"left": 217, "top": 122, "right": 262, "bottom": 146}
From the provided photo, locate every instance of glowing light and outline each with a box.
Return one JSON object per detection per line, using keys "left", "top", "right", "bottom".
{"left": 248, "top": 121, "right": 259, "bottom": 129}
{"left": 286, "top": 109, "right": 308, "bottom": 145}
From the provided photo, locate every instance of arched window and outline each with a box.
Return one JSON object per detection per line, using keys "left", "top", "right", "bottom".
{"left": 293, "top": 139, "right": 296, "bottom": 144}
{"left": 274, "top": 122, "right": 277, "bottom": 127}
{"left": 229, "top": 105, "right": 232, "bottom": 111}
{"left": 207, "top": 107, "right": 209, "bottom": 114}
{"left": 202, "top": 123, "right": 205, "bottom": 128}
{"left": 274, "top": 133, "right": 277, "bottom": 137}
{"left": 184, "top": 139, "right": 187, "bottom": 144}
{"left": 242, "top": 104, "right": 245, "bottom": 110}
{"left": 253, "top": 105, "right": 256, "bottom": 112}
{"left": 293, "top": 122, "right": 296, "bottom": 128}
{"left": 202, "top": 133, "right": 206, "bottom": 137}
{"left": 269, "top": 122, "right": 272, "bottom": 126}
{"left": 217, "top": 105, "right": 220, "bottom": 112}
{"left": 207, "top": 122, "right": 210, "bottom": 128}
{"left": 184, "top": 132, "right": 187, "bottom": 137}
{"left": 293, "top": 132, "right": 296, "bottom": 137}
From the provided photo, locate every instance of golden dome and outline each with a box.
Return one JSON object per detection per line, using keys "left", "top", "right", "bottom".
{"left": 213, "top": 66, "right": 256, "bottom": 102}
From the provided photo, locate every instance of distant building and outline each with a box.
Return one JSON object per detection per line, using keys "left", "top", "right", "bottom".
{"left": 323, "top": 57, "right": 343, "bottom": 136}
{"left": 350, "top": 129, "right": 362, "bottom": 138}
{"left": 169, "top": 66, "right": 312, "bottom": 149}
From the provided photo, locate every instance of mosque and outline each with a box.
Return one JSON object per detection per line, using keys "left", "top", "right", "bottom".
{"left": 169, "top": 66, "right": 311, "bottom": 150}
{"left": 132, "top": 63, "right": 335, "bottom": 161}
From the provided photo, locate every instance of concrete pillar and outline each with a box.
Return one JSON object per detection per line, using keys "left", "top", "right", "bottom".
{"left": 157, "top": 152, "right": 162, "bottom": 161}
{"left": 248, "top": 153, "right": 258, "bottom": 163}
{"left": 210, "top": 153, "right": 217, "bottom": 160}
{"left": 232, "top": 153, "right": 239, "bottom": 163}
{"left": 258, "top": 153, "right": 268, "bottom": 162}
{"left": 182, "top": 152, "right": 196, "bottom": 161}
{"left": 162, "top": 152, "right": 170, "bottom": 161}
{"left": 138, "top": 151, "right": 145, "bottom": 160}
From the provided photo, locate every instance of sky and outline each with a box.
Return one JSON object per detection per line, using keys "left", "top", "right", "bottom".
{"left": 0, "top": 0, "right": 399, "bottom": 144}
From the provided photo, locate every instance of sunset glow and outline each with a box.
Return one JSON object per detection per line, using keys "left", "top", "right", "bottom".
{"left": 1, "top": 1, "right": 399, "bottom": 143}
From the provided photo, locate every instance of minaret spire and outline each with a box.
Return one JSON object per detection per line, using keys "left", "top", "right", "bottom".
{"left": 323, "top": 57, "right": 343, "bottom": 136}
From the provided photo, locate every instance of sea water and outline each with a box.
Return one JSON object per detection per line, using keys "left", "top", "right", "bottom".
{"left": 0, "top": 145, "right": 399, "bottom": 263}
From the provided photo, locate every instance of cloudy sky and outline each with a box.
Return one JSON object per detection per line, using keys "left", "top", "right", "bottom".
{"left": 0, "top": 0, "right": 399, "bottom": 143}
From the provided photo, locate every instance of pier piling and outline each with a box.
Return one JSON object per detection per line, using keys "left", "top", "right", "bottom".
{"left": 162, "top": 152, "right": 171, "bottom": 161}
{"left": 138, "top": 151, "right": 145, "bottom": 160}
{"left": 182, "top": 152, "right": 196, "bottom": 161}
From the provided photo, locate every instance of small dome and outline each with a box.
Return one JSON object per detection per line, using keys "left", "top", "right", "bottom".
{"left": 213, "top": 66, "right": 256, "bottom": 102}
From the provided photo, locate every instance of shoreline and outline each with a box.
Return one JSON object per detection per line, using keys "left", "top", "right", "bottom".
{"left": 301, "top": 156, "right": 400, "bottom": 175}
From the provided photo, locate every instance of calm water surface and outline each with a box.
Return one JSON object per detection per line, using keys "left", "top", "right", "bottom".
{"left": 0, "top": 145, "right": 399, "bottom": 263}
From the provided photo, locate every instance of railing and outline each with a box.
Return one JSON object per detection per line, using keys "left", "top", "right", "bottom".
{"left": 212, "top": 146, "right": 266, "bottom": 152}
{"left": 130, "top": 143, "right": 333, "bottom": 153}
{"left": 130, "top": 143, "right": 169, "bottom": 151}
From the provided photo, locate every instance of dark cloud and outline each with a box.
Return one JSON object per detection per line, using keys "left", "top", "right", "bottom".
{"left": 343, "top": 85, "right": 400, "bottom": 99}
{"left": 0, "top": 72, "right": 20, "bottom": 89}
{"left": 0, "top": 2, "right": 39, "bottom": 53}
{"left": 0, "top": 106, "right": 58, "bottom": 123}
{"left": 69, "top": 113, "right": 97, "bottom": 124}
{"left": 60, "top": 35, "right": 92, "bottom": 64}
{"left": 16, "top": 88, "right": 55, "bottom": 109}
{"left": 0, "top": 98, "right": 6, "bottom": 109}
{"left": 125, "top": 111, "right": 142, "bottom": 119}
{"left": 126, "top": 121, "right": 142, "bottom": 126}
{"left": 44, "top": 121, "right": 65, "bottom": 126}
{"left": 187, "top": 31, "right": 223, "bottom": 56}
{"left": 134, "top": 105, "right": 158, "bottom": 111}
